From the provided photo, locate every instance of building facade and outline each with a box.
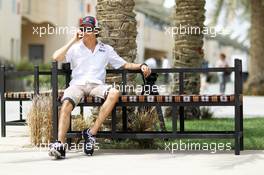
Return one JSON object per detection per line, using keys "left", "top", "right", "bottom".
{"left": 0, "top": 0, "right": 21, "bottom": 62}
{"left": 0, "top": 0, "right": 96, "bottom": 63}
{"left": 0, "top": 0, "right": 248, "bottom": 72}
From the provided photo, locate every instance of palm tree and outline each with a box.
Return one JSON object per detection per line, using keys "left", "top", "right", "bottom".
{"left": 95, "top": 0, "right": 138, "bottom": 129}
{"left": 213, "top": 0, "right": 264, "bottom": 95}
{"left": 247, "top": 0, "right": 264, "bottom": 95}
{"left": 171, "top": 0, "right": 205, "bottom": 119}
{"left": 96, "top": 0, "right": 137, "bottom": 63}
{"left": 173, "top": 0, "right": 205, "bottom": 95}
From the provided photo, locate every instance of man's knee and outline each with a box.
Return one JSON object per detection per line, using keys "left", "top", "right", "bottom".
{"left": 107, "top": 88, "right": 120, "bottom": 102}
{"left": 61, "top": 99, "right": 74, "bottom": 113}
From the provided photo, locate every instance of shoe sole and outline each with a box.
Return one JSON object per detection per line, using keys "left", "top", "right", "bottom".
{"left": 49, "top": 148, "right": 65, "bottom": 159}
{"left": 83, "top": 139, "right": 94, "bottom": 156}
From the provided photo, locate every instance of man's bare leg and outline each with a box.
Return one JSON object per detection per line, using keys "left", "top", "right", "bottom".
{"left": 58, "top": 100, "right": 74, "bottom": 143}
{"left": 89, "top": 88, "right": 119, "bottom": 135}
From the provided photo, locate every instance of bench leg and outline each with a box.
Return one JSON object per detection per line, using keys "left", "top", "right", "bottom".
{"left": 1, "top": 99, "right": 6, "bottom": 137}
{"left": 179, "top": 106, "right": 184, "bottom": 132}
{"left": 67, "top": 114, "right": 72, "bottom": 150}
{"left": 52, "top": 103, "right": 58, "bottom": 141}
{"left": 19, "top": 100, "right": 23, "bottom": 121}
{"left": 122, "top": 106, "right": 127, "bottom": 131}
{"left": 80, "top": 106, "right": 84, "bottom": 116}
{"left": 235, "top": 133, "right": 240, "bottom": 155}
{"left": 156, "top": 105, "right": 166, "bottom": 131}
{"left": 111, "top": 106, "right": 117, "bottom": 137}
{"left": 240, "top": 105, "right": 244, "bottom": 151}
{"left": 235, "top": 103, "right": 241, "bottom": 155}
{"left": 172, "top": 106, "right": 177, "bottom": 134}
{"left": 67, "top": 138, "right": 72, "bottom": 150}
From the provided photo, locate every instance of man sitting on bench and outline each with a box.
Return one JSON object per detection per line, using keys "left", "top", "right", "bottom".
{"left": 49, "top": 16, "right": 151, "bottom": 159}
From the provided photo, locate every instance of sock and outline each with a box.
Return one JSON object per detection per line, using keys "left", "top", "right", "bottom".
{"left": 86, "top": 129, "right": 94, "bottom": 137}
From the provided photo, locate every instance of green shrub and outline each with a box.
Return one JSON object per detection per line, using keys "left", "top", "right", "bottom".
{"left": 13, "top": 60, "right": 66, "bottom": 90}
{"left": 15, "top": 59, "right": 34, "bottom": 71}
{"left": 199, "top": 107, "right": 214, "bottom": 119}
{"left": 39, "top": 63, "right": 51, "bottom": 71}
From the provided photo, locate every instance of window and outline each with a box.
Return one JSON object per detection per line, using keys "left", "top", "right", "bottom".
{"left": 16, "top": 39, "right": 20, "bottom": 60}
{"left": 17, "top": 1, "right": 20, "bottom": 14}
{"left": 24, "top": 0, "right": 31, "bottom": 14}
{"left": 29, "top": 44, "right": 44, "bottom": 64}
{"left": 12, "top": 0, "right": 16, "bottom": 14}
{"left": 10, "top": 38, "right": 14, "bottom": 60}
{"left": 80, "top": 0, "right": 84, "bottom": 13}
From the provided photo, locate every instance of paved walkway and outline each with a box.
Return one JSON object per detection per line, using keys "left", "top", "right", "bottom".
{"left": 0, "top": 127, "right": 263, "bottom": 175}
{"left": 1, "top": 95, "right": 264, "bottom": 175}
{"left": 202, "top": 82, "right": 264, "bottom": 117}
{"left": 1, "top": 149, "right": 263, "bottom": 175}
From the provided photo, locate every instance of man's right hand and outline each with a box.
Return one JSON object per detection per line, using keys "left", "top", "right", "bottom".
{"left": 71, "top": 30, "right": 83, "bottom": 43}
{"left": 52, "top": 31, "right": 83, "bottom": 61}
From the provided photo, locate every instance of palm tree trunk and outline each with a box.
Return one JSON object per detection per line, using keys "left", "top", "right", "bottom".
{"left": 172, "top": 0, "right": 205, "bottom": 119}
{"left": 96, "top": 0, "right": 137, "bottom": 63}
{"left": 95, "top": 0, "right": 137, "bottom": 130}
{"left": 245, "top": 0, "right": 264, "bottom": 95}
{"left": 173, "top": 0, "right": 205, "bottom": 95}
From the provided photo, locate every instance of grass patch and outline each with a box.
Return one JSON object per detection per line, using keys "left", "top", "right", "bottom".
{"left": 163, "top": 118, "right": 264, "bottom": 150}
{"left": 100, "top": 118, "right": 264, "bottom": 150}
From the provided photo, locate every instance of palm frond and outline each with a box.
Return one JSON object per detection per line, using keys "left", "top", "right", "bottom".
{"left": 211, "top": 0, "right": 224, "bottom": 25}
{"left": 211, "top": 0, "right": 250, "bottom": 26}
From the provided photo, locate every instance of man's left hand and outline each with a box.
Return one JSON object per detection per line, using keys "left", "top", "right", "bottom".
{"left": 141, "top": 64, "right": 151, "bottom": 77}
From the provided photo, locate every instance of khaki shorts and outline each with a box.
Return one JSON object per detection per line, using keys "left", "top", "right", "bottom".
{"left": 61, "top": 83, "right": 112, "bottom": 107}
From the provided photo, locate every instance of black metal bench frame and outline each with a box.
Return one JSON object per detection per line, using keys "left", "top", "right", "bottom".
{"left": 0, "top": 65, "right": 73, "bottom": 136}
{"left": 0, "top": 60, "right": 243, "bottom": 155}
{"left": 0, "top": 66, "right": 41, "bottom": 134}
{"left": 50, "top": 59, "right": 243, "bottom": 155}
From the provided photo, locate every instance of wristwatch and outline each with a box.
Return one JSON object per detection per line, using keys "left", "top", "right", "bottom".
{"left": 140, "top": 63, "right": 148, "bottom": 69}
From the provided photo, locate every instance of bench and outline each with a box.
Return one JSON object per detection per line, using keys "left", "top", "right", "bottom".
{"left": 50, "top": 59, "right": 243, "bottom": 155}
{"left": 0, "top": 59, "right": 243, "bottom": 155}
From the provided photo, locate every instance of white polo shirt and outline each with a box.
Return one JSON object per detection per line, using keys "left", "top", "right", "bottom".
{"left": 65, "top": 40, "right": 127, "bottom": 85}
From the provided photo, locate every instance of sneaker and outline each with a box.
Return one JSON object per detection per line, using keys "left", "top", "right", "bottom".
{"left": 48, "top": 141, "right": 66, "bottom": 159}
{"left": 82, "top": 129, "right": 96, "bottom": 156}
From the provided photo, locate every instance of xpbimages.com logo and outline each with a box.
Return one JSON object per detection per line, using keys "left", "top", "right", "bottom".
{"left": 32, "top": 24, "right": 100, "bottom": 37}
{"left": 17, "top": 142, "right": 100, "bottom": 152}
{"left": 163, "top": 140, "right": 232, "bottom": 154}
{"left": 165, "top": 24, "right": 231, "bottom": 38}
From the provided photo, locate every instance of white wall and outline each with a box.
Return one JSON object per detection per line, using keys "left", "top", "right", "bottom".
{"left": 0, "top": 0, "right": 21, "bottom": 61}
{"left": 0, "top": 0, "right": 97, "bottom": 62}
{"left": 20, "top": 0, "right": 97, "bottom": 62}
{"left": 135, "top": 11, "right": 174, "bottom": 64}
